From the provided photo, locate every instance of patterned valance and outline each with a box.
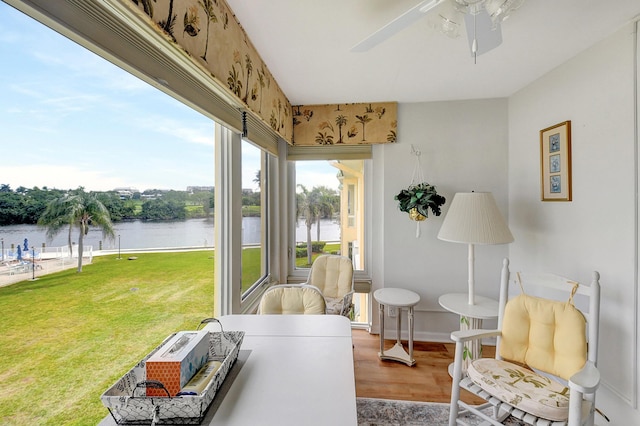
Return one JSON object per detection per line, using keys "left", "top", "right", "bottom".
{"left": 292, "top": 102, "right": 397, "bottom": 146}
{"left": 126, "top": 0, "right": 293, "bottom": 143}
{"left": 125, "top": 1, "right": 398, "bottom": 147}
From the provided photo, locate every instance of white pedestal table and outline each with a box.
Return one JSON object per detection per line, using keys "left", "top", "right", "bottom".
{"left": 374, "top": 287, "right": 420, "bottom": 366}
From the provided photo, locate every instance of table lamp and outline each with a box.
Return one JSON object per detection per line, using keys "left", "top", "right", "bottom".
{"left": 437, "top": 192, "right": 513, "bottom": 305}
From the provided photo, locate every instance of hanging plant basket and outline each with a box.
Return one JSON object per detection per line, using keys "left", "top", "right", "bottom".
{"left": 409, "top": 208, "right": 426, "bottom": 222}
{"left": 395, "top": 182, "right": 446, "bottom": 221}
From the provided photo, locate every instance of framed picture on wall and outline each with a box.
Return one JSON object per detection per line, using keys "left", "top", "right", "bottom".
{"left": 540, "top": 120, "right": 572, "bottom": 201}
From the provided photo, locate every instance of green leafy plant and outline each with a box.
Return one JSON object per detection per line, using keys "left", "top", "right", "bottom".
{"left": 394, "top": 182, "right": 446, "bottom": 220}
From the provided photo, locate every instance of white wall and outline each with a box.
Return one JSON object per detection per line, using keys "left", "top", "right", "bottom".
{"left": 508, "top": 22, "right": 639, "bottom": 423}
{"left": 371, "top": 21, "right": 640, "bottom": 423}
{"left": 371, "top": 99, "right": 510, "bottom": 341}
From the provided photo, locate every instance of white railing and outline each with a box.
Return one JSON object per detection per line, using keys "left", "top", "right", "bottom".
{"left": 1, "top": 245, "right": 93, "bottom": 263}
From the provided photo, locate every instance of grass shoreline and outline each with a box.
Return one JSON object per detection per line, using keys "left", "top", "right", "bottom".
{"left": 0, "top": 245, "right": 338, "bottom": 425}
{"left": 0, "top": 251, "right": 215, "bottom": 425}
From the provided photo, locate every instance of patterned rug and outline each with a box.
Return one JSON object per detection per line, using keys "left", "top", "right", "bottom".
{"left": 356, "top": 398, "right": 525, "bottom": 426}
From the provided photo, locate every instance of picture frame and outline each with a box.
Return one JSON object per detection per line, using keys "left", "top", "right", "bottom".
{"left": 540, "top": 120, "right": 572, "bottom": 201}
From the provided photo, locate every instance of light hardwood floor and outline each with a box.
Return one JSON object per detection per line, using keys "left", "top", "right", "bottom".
{"left": 352, "top": 329, "right": 494, "bottom": 404}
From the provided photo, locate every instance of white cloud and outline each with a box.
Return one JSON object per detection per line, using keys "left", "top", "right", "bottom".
{"left": 0, "top": 5, "right": 216, "bottom": 193}
{"left": 295, "top": 165, "right": 341, "bottom": 191}
{"left": 153, "top": 120, "right": 215, "bottom": 147}
{"left": 0, "top": 164, "right": 136, "bottom": 192}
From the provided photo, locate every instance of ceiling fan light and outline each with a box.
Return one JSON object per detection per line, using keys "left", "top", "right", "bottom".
{"left": 485, "top": 0, "right": 525, "bottom": 24}
{"left": 429, "top": 1, "right": 464, "bottom": 38}
{"left": 440, "top": 16, "right": 462, "bottom": 38}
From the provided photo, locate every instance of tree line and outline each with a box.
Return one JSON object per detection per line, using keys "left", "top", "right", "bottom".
{"left": 0, "top": 184, "right": 214, "bottom": 226}
{"left": 2, "top": 182, "right": 340, "bottom": 272}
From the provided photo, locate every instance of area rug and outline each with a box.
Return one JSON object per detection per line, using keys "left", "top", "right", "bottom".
{"left": 356, "top": 397, "right": 526, "bottom": 426}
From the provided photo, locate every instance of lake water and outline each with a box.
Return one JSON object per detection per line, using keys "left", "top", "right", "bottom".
{"left": 0, "top": 217, "right": 340, "bottom": 251}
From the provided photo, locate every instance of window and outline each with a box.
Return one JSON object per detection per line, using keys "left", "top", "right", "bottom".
{"left": 292, "top": 159, "right": 369, "bottom": 323}
{"left": 214, "top": 127, "right": 275, "bottom": 315}
{"left": 347, "top": 184, "right": 356, "bottom": 228}
{"left": 241, "top": 140, "right": 269, "bottom": 298}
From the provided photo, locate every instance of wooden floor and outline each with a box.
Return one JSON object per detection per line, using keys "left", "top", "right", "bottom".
{"left": 352, "top": 329, "right": 494, "bottom": 404}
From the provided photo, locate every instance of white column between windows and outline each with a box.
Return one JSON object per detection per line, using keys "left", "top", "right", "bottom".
{"left": 215, "top": 124, "right": 242, "bottom": 316}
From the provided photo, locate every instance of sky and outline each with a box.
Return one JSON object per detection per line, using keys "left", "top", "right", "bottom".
{"left": 0, "top": 3, "right": 338, "bottom": 193}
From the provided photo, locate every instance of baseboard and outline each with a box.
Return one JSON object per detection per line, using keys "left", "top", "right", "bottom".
{"left": 373, "top": 328, "right": 497, "bottom": 346}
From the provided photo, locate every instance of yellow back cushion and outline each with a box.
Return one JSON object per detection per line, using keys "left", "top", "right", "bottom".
{"left": 259, "top": 287, "right": 326, "bottom": 315}
{"left": 500, "top": 294, "right": 587, "bottom": 380}
{"left": 309, "top": 256, "right": 353, "bottom": 298}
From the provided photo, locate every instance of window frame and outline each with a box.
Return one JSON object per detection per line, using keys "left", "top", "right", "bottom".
{"left": 214, "top": 124, "right": 279, "bottom": 316}
{"left": 240, "top": 138, "right": 271, "bottom": 301}
{"left": 286, "top": 158, "right": 372, "bottom": 282}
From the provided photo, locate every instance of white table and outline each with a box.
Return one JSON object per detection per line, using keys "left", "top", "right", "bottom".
{"left": 374, "top": 288, "right": 420, "bottom": 366}
{"left": 214, "top": 314, "right": 353, "bottom": 338}
{"left": 438, "top": 293, "right": 498, "bottom": 374}
{"left": 100, "top": 315, "right": 357, "bottom": 426}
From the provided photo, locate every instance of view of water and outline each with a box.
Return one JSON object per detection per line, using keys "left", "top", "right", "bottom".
{"left": 0, "top": 218, "right": 340, "bottom": 251}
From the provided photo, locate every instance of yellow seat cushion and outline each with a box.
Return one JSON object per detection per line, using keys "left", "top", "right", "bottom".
{"left": 500, "top": 294, "right": 587, "bottom": 380}
{"left": 468, "top": 358, "right": 570, "bottom": 421}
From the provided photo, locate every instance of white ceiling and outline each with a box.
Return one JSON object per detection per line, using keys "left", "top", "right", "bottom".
{"left": 225, "top": 0, "right": 640, "bottom": 105}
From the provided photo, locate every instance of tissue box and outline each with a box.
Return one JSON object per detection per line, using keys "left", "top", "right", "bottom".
{"left": 146, "top": 330, "right": 210, "bottom": 397}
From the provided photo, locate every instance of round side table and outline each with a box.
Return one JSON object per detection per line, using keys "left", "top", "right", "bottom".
{"left": 438, "top": 293, "right": 498, "bottom": 375}
{"left": 373, "top": 288, "right": 420, "bottom": 366}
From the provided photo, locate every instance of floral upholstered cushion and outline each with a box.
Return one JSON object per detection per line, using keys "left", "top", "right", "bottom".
{"left": 325, "top": 297, "right": 343, "bottom": 315}
{"left": 467, "top": 358, "right": 570, "bottom": 422}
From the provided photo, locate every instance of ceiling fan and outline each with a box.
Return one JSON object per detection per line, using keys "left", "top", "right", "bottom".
{"left": 351, "top": 0, "right": 525, "bottom": 60}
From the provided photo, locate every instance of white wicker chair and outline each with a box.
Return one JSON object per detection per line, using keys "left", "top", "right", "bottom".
{"left": 304, "top": 255, "right": 354, "bottom": 317}
{"left": 449, "top": 258, "right": 601, "bottom": 426}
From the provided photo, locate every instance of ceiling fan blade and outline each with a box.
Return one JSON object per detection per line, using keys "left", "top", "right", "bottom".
{"left": 463, "top": 9, "right": 502, "bottom": 56}
{"left": 351, "top": 0, "right": 446, "bottom": 52}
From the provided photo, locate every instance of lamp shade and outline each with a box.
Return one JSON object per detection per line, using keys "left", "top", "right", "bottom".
{"left": 437, "top": 192, "right": 513, "bottom": 245}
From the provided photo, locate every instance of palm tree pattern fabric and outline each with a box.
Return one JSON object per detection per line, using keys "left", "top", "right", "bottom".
{"left": 127, "top": 0, "right": 293, "bottom": 142}
{"left": 292, "top": 102, "right": 397, "bottom": 146}
{"left": 126, "top": 1, "right": 397, "bottom": 147}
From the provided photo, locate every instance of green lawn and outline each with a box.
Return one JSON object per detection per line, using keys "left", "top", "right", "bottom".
{"left": 241, "top": 246, "right": 262, "bottom": 291}
{"left": 0, "top": 251, "right": 215, "bottom": 425}
{"left": 0, "top": 245, "right": 337, "bottom": 425}
{"left": 295, "top": 243, "right": 340, "bottom": 268}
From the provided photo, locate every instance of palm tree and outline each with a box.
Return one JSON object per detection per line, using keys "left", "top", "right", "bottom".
{"left": 198, "top": 0, "right": 218, "bottom": 61}
{"left": 227, "top": 65, "right": 242, "bottom": 97}
{"left": 335, "top": 114, "right": 348, "bottom": 143}
{"left": 38, "top": 189, "right": 115, "bottom": 272}
{"left": 315, "top": 132, "right": 334, "bottom": 145}
{"left": 296, "top": 185, "right": 320, "bottom": 265}
{"left": 311, "top": 186, "right": 338, "bottom": 242}
{"left": 159, "top": 0, "right": 176, "bottom": 39}
{"left": 242, "top": 54, "right": 253, "bottom": 103}
{"left": 256, "top": 65, "right": 269, "bottom": 113}
{"left": 355, "top": 114, "right": 372, "bottom": 141}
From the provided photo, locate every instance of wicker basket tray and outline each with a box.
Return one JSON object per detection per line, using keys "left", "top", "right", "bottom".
{"left": 101, "top": 319, "right": 244, "bottom": 425}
